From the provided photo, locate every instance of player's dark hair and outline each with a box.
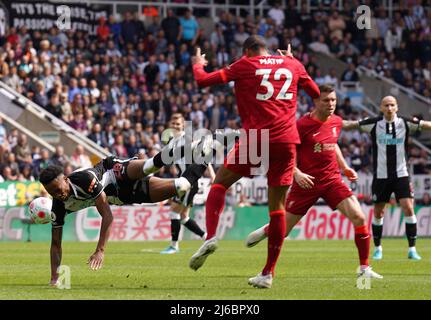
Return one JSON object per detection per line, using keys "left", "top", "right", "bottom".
{"left": 243, "top": 35, "right": 267, "bottom": 52}
{"left": 39, "top": 165, "right": 64, "bottom": 185}
{"left": 319, "top": 84, "right": 336, "bottom": 94}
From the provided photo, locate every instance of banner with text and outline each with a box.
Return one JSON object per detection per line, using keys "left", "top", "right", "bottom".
{"left": 1, "top": 1, "right": 109, "bottom": 34}
{"left": 2, "top": 204, "right": 431, "bottom": 242}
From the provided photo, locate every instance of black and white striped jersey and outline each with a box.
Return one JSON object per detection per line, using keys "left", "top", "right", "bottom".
{"left": 51, "top": 160, "right": 126, "bottom": 228}
{"left": 359, "top": 115, "right": 421, "bottom": 179}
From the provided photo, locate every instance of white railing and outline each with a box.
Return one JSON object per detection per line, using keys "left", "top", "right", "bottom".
{"left": 0, "top": 110, "right": 56, "bottom": 153}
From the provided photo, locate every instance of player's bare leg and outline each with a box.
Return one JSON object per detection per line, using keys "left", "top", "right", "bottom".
{"left": 399, "top": 197, "right": 421, "bottom": 260}
{"left": 372, "top": 202, "right": 386, "bottom": 260}
{"left": 189, "top": 166, "right": 242, "bottom": 271}
{"left": 147, "top": 177, "right": 179, "bottom": 202}
{"left": 337, "top": 196, "right": 383, "bottom": 279}
{"left": 127, "top": 159, "right": 209, "bottom": 204}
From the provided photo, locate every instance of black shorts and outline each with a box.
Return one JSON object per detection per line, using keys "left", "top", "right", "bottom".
{"left": 371, "top": 177, "right": 414, "bottom": 203}
{"left": 102, "top": 156, "right": 137, "bottom": 183}
{"left": 102, "top": 156, "right": 153, "bottom": 204}
{"left": 118, "top": 177, "right": 152, "bottom": 204}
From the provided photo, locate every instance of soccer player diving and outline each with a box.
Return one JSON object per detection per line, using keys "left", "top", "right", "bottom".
{"left": 39, "top": 136, "right": 212, "bottom": 287}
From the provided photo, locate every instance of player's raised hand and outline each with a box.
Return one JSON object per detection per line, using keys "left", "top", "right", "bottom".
{"left": 294, "top": 170, "right": 315, "bottom": 189}
{"left": 88, "top": 250, "right": 105, "bottom": 271}
{"left": 192, "top": 47, "right": 208, "bottom": 66}
{"left": 343, "top": 167, "right": 358, "bottom": 182}
{"left": 277, "top": 44, "right": 293, "bottom": 58}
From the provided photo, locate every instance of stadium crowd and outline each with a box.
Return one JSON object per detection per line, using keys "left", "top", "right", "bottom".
{"left": 0, "top": 0, "right": 431, "bottom": 191}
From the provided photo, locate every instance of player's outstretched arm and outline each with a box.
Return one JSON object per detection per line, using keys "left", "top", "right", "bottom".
{"left": 88, "top": 191, "right": 113, "bottom": 271}
{"left": 419, "top": 120, "right": 431, "bottom": 130}
{"left": 50, "top": 227, "right": 63, "bottom": 286}
{"left": 342, "top": 120, "right": 360, "bottom": 130}
{"left": 192, "top": 47, "right": 230, "bottom": 87}
{"left": 335, "top": 144, "right": 358, "bottom": 182}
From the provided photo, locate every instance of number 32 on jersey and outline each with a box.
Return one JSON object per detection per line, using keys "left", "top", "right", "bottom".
{"left": 255, "top": 68, "right": 293, "bottom": 101}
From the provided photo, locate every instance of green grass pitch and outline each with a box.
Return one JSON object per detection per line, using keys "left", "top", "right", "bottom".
{"left": 1, "top": 239, "right": 430, "bottom": 300}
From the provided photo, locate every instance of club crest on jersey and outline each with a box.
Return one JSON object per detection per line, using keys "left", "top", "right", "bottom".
{"left": 113, "top": 163, "right": 125, "bottom": 180}
{"left": 259, "top": 58, "right": 284, "bottom": 65}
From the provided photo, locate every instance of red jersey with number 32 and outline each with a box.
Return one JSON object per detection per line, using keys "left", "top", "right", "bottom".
{"left": 193, "top": 55, "right": 319, "bottom": 143}
{"left": 297, "top": 113, "right": 342, "bottom": 181}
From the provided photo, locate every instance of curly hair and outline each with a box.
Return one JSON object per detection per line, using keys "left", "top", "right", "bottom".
{"left": 39, "top": 165, "right": 64, "bottom": 185}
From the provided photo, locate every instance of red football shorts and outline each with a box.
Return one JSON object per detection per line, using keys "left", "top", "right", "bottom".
{"left": 285, "top": 176, "right": 354, "bottom": 215}
{"left": 224, "top": 141, "right": 296, "bottom": 187}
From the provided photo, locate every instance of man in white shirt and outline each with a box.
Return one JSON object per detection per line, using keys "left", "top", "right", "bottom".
{"left": 268, "top": 2, "right": 285, "bottom": 28}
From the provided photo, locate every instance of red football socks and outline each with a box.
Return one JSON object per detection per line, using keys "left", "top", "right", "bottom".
{"left": 262, "top": 210, "right": 286, "bottom": 277}
{"left": 205, "top": 184, "right": 227, "bottom": 240}
{"left": 354, "top": 225, "right": 370, "bottom": 267}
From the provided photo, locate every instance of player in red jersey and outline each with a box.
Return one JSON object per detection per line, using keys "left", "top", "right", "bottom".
{"left": 245, "top": 84, "right": 383, "bottom": 288}
{"left": 188, "top": 35, "right": 320, "bottom": 281}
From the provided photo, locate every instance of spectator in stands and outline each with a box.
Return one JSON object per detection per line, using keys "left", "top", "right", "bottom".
{"left": 97, "top": 17, "right": 110, "bottom": 42}
{"left": 46, "top": 94, "right": 63, "bottom": 118}
{"left": 19, "top": 164, "right": 34, "bottom": 181}
{"left": 12, "top": 134, "right": 31, "bottom": 165}
{"left": 32, "top": 148, "right": 51, "bottom": 179}
{"left": 70, "top": 145, "right": 92, "bottom": 169}
{"left": 162, "top": 9, "right": 182, "bottom": 45}
{"left": 5, "top": 152, "right": 20, "bottom": 176}
{"left": 50, "top": 145, "right": 68, "bottom": 168}
{"left": 2, "top": 65, "right": 21, "bottom": 92}
{"left": 33, "top": 81, "right": 49, "bottom": 108}
{"left": 7, "top": 128, "right": 19, "bottom": 151}
{"left": 338, "top": 97, "right": 353, "bottom": 116}
{"left": 180, "top": 9, "right": 199, "bottom": 46}
{"left": 309, "top": 34, "right": 331, "bottom": 55}
{"left": 112, "top": 135, "right": 128, "bottom": 158}
{"left": 341, "top": 63, "right": 359, "bottom": 82}
{"left": 328, "top": 11, "right": 346, "bottom": 41}
{"left": 63, "top": 162, "right": 74, "bottom": 176}
{"left": 268, "top": 1, "right": 285, "bottom": 28}
{"left": 419, "top": 193, "right": 431, "bottom": 206}
{"left": 125, "top": 134, "right": 140, "bottom": 158}
{"left": 121, "top": 12, "right": 139, "bottom": 45}
{"left": 0, "top": 117, "right": 7, "bottom": 149}
{"left": 1, "top": 166, "right": 17, "bottom": 181}
{"left": 88, "top": 123, "right": 108, "bottom": 148}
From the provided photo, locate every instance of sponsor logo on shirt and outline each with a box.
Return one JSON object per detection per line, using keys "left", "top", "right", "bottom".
{"left": 313, "top": 143, "right": 336, "bottom": 153}
{"left": 377, "top": 134, "right": 403, "bottom": 145}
